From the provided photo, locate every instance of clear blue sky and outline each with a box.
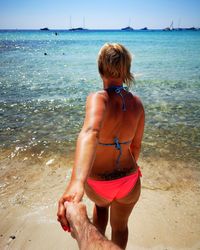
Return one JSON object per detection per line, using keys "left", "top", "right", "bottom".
{"left": 0, "top": 0, "right": 200, "bottom": 29}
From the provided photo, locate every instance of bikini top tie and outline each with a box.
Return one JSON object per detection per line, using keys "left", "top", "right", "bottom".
{"left": 104, "top": 85, "right": 128, "bottom": 111}
{"left": 99, "top": 85, "right": 132, "bottom": 169}
{"left": 99, "top": 137, "right": 132, "bottom": 169}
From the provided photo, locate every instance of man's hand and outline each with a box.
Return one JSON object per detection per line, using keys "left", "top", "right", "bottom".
{"left": 64, "top": 201, "right": 123, "bottom": 250}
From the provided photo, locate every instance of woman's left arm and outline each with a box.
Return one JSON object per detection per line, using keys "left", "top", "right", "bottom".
{"left": 57, "top": 92, "right": 107, "bottom": 228}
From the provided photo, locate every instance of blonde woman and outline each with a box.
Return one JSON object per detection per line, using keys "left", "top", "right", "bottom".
{"left": 57, "top": 43, "right": 145, "bottom": 249}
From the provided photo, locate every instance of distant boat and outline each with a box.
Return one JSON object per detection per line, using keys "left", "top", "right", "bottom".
{"left": 163, "top": 21, "right": 174, "bottom": 31}
{"left": 69, "top": 27, "right": 88, "bottom": 31}
{"left": 121, "top": 26, "right": 134, "bottom": 31}
{"left": 163, "top": 27, "right": 171, "bottom": 31}
{"left": 185, "top": 27, "right": 198, "bottom": 31}
{"left": 165, "top": 25, "right": 198, "bottom": 31}
{"left": 68, "top": 16, "right": 88, "bottom": 31}
{"left": 121, "top": 18, "right": 134, "bottom": 31}
{"left": 40, "top": 27, "right": 49, "bottom": 31}
{"left": 140, "top": 27, "right": 148, "bottom": 30}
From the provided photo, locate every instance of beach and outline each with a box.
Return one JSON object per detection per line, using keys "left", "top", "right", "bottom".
{"left": 0, "top": 157, "right": 200, "bottom": 250}
{"left": 0, "top": 30, "right": 200, "bottom": 249}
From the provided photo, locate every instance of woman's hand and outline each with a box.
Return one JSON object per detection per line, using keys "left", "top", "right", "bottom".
{"left": 57, "top": 180, "right": 84, "bottom": 231}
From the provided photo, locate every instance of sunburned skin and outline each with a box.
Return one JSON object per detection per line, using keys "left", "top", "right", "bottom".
{"left": 87, "top": 88, "right": 144, "bottom": 180}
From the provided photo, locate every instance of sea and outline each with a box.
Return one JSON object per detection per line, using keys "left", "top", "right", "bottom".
{"left": 0, "top": 30, "right": 200, "bottom": 202}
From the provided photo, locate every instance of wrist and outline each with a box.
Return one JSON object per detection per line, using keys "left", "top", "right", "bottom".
{"left": 70, "top": 174, "right": 85, "bottom": 185}
{"left": 72, "top": 177, "right": 85, "bottom": 186}
{"left": 71, "top": 167, "right": 87, "bottom": 184}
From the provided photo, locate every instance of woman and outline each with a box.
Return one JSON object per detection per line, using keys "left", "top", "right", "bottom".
{"left": 57, "top": 43, "right": 145, "bottom": 249}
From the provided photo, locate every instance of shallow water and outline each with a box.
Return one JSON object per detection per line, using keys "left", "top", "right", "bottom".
{"left": 0, "top": 30, "right": 200, "bottom": 198}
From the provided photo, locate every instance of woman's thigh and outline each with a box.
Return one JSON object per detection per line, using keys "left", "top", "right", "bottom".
{"left": 110, "top": 178, "right": 141, "bottom": 229}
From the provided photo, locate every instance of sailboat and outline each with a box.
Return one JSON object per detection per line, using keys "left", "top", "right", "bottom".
{"left": 69, "top": 17, "right": 88, "bottom": 31}
{"left": 121, "top": 18, "right": 134, "bottom": 31}
{"left": 121, "top": 26, "right": 133, "bottom": 31}
{"left": 163, "top": 21, "right": 174, "bottom": 31}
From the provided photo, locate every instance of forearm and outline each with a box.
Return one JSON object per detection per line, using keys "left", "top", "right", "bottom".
{"left": 64, "top": 202, "right": 121, "bottom": 250}
{"left": 71, "top": 130, "right": 98, "bottom": 183}
{"left": 79, "top": 222, "right": 122, "bottom": 250}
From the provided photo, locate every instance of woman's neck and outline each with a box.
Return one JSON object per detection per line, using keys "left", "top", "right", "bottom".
{"left": 102, "top": 77, "right": 123, "bottom": 89}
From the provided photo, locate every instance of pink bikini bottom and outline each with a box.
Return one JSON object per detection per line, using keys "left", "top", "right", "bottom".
{"left": 87, "top": 168, "right": 142, "bottom": 202}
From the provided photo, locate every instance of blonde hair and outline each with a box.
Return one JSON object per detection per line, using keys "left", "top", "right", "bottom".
{"left": 98, "top": 43, "right": 134, "bottom": 87}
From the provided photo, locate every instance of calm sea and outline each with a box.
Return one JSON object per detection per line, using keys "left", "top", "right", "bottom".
{"left": 0, "top": 30, "right": 200, "bottom": 168}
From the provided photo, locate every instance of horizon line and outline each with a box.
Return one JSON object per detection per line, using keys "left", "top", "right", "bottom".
{"left": 0, "top": 26, "right": 200, "bottom": 31}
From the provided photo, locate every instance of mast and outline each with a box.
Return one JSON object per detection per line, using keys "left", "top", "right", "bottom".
{"left": 170, "top": 20, "right": 174, "bottom": 30}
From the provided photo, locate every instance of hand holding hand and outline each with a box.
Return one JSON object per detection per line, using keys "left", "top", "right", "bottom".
{"left": 64, "top": 201, "right": 88, "bottom": 239}
{"left": 57, "top": 180, "right": 84, "bottom": 231}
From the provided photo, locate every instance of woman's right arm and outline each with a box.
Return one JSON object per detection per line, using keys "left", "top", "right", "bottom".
{"left": 57, "top": 92, "right": 107, "bottom": 230}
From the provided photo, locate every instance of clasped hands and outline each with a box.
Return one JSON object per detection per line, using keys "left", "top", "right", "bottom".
{"left": 57, "top": 180, "right": 84, "bottom": 232}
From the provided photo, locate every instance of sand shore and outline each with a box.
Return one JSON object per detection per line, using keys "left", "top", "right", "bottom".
{"left": 0, "top": 157, "right": 200, "bottom": 250}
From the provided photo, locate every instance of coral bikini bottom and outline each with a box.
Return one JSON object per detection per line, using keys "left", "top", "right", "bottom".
{"left": 87, "top": 168, "right": 142, "bottom": 201}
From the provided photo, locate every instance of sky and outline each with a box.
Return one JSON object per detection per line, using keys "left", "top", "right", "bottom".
{"left": 0, "top": 0, "right": 200, "bottom": 29}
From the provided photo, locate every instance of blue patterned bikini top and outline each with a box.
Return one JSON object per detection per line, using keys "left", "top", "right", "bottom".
{"left": 99, "top": 85, "right": 132, "bottom": 169}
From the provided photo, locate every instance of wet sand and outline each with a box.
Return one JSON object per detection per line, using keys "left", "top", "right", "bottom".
{"left": 0, "top": 157, "right": 200, "bottom": 250}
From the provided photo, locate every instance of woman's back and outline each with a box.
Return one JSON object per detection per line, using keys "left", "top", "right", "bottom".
{"left": 90, "top": 88, "right": 144, "bottom": 178}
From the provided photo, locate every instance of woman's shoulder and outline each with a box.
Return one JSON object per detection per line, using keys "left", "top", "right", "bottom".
{"left": 85, "top": 90, "right": 109, "bottom": 108}
{"left": 128, "top": 91, "right": 143, "bottom": 104}
{"left": 128, "top": 92, "right": 144, "bottom": 111}
{"left": 87, "top": 90, "right": 109, "bottom": 102}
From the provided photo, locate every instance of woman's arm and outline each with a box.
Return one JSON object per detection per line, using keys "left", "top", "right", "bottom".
{"left": 57, "top": 92, "right": 107, "bottom": 228}
{"left": 130, "top": 102, "right": 145, "bottom": 162}
{"left": 71, "top": 92, "right": 107, "bottom": 183}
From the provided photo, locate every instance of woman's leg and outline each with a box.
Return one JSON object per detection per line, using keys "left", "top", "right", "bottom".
{"left": 110, "top": 178, "right": 141, "bottom": 249}
{"left": 93, "top": 204, "right": 109, "bottom": 235}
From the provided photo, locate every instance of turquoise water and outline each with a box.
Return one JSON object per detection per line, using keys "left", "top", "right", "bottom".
{"left": 0, "top": 30, "right": 200, "bottom": 165}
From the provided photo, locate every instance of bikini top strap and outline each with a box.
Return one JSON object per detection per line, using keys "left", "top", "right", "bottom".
{"left": 105, "top": 85, "right": 128, "bottom": 111}
{"left": 98, "top": 138, "right": 132, "bottom": 147}
{"left": 101, "top": 85, "right": 130, "bottom": 168}
{"left": 115, "top": 87, "right": 126, "bottom": 111}
{"left": 99, "top": 137, "right": 132, "bottom": 169}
